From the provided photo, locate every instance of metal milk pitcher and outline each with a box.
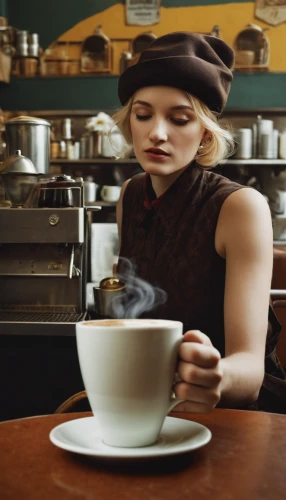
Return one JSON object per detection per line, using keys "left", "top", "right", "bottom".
{"left": 93, "top": 277, "right": 125, "bottom": 318}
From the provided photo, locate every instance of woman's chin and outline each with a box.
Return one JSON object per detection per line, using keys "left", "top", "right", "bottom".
{"left": 140, "top": 162, "right": 188, "bottom": 178}
{"left": 145, "top": 167, "right": 169, "bottom": 176}
{"left": 138, "top": 159, "right": 173, "bottom": 176}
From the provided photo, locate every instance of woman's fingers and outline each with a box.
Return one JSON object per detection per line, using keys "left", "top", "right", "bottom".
{"left": 174, "top": 329, "right": 222, "bottom": 413}
{"left": 183, "top": 330, "right": 213, "bottom": 346}
{"left": 171, "top": 400, "right": 213, "bottom": 414}
{"left": 177, "top": 359, "right": 223, "bottom": 388}
{"left": 179, "top": 341, "right": 221, "bottom": 368}
{"left": 174, "top": 381, "right": 221, "bottom": 409}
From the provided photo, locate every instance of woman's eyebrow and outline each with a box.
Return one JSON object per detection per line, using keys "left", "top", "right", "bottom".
{"left": 132, "top": 100, "right": 152, "bottom": 107}
{"left": 132, "top": 101, "right": 193, "bottom": 111}
{"left": 170, "top": 105, "right": 193, "bottom": 111}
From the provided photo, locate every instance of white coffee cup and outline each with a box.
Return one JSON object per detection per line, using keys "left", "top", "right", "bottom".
{"left": 101, "top": 185, "right": 121, "bottom": 202}
{"left": 75, "top": 319, "right": 184, "bottom": 448}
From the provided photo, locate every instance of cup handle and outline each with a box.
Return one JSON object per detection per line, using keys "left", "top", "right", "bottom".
{"left": 168, "top": 372, "right": 185, "bottom": 412}
{"left": 168, "top": 392, "right": 185, "bottom": 413}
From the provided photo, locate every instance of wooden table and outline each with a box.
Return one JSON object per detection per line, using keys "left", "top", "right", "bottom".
{"left": 0, "top": 409, "right": 285, "bottom": 499}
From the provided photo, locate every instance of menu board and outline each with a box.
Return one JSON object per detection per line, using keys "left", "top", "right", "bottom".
{"left": 125, "top": 0, "right": 161, "bottom": 26}
{"left": 255, "top": 0, "right": 286, "bottom": 26}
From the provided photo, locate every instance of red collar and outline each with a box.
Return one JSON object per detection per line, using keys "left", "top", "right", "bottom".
{"left": 143, "top": 174, "right": 167, "bottom": 210}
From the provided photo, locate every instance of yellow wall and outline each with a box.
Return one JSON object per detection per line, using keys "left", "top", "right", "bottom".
{"left": 51, "top": 3, "right": 286, "bottom": 73}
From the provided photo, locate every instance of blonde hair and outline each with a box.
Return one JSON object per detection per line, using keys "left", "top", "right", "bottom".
{"left": 112, "top": 91, "right": 234, "bottom": 167}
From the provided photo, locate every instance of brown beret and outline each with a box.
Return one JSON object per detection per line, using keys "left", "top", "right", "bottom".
{"left": 118, "top": 32, "right": 234, "bottom": 114}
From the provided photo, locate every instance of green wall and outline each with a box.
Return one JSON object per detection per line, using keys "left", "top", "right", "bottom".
{"left": 7, "top": 0, "right": 118, "bottom": 49}
{"left": 1, "top": 73, "right": 286, "bottom": 112}
{"left": 7, "top": 0, "right": 251, "bottom": 49}
{"left": 2, "top": 0, "right": 285, "bottom": 112}
{"left": 0, "top": 0, "right": 7, "bottom": 17}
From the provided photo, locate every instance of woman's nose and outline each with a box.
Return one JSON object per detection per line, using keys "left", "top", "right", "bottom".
{"left": 148, "top": 120, "right": 168, "bottom": 143}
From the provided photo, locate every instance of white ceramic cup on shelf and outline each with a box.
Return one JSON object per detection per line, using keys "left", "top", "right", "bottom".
{"left": 101, "top": 185, "right": 121, "bottom": 202}
{"left": 276, "top": 190, "right": 286, "bottom": 216}
{"left": 75, "top": 319, "right": 184, "bottom": 448}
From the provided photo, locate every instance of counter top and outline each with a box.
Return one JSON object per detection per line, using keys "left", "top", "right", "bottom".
{"left": 1, "top": 409, "right": 286, "bottom": 499}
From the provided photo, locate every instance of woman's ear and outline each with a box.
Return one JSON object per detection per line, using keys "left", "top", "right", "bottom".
{"left": 203, "top": 130, "right": 211, "bottom": 141}
{"left": 201, "top": 131, "right": 213, "bottom": 146}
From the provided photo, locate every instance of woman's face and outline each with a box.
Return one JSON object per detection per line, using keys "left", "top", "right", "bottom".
{"left": 130, "top": 86, "right": 206, "bottom": 178}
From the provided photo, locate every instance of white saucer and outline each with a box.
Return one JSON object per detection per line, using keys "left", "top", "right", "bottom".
{"left": 49, "top": 416, "right": 211, "bottom": 459}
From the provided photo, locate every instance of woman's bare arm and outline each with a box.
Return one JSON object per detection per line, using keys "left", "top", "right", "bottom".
{"left": 215, "top": 187, "right": 273, "bottom": 406}
{"left": 176, "top": 188, "right": 273, "bottom": 412}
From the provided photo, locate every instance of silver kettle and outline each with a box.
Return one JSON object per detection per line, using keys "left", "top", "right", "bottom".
{"left": 0, "top": 149, "right": 38, "bottom": 207}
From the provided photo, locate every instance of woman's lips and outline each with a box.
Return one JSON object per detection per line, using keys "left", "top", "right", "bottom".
{"left": 144, "top": 149, "right": 170, "bottom": 161}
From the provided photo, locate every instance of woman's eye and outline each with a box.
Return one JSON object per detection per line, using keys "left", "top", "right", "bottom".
{"left": 171, "top": 119, "right": 190, "bottom": 126}
{"left": 135, "top": 115, "right": 150, "bottom": 121}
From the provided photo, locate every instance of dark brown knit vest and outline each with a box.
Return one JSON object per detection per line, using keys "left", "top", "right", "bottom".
{"left": 119, "top": 163, "right": 245, "bottom": 355}
{"left": 118, "top": 162, "right": 286, "bottom": 413}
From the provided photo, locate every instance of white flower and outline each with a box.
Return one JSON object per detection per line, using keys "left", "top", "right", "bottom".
{"left": 85, "top": 112, "right": 114, "bottom": 133}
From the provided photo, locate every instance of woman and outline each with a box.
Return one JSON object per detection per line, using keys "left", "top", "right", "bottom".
{"left": 113, "top": 32, "right": 286, "bottom": 413}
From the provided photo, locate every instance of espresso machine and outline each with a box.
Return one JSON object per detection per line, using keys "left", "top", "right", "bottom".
{"left": 0, "top": 149, "right": 99, "bottom": 335}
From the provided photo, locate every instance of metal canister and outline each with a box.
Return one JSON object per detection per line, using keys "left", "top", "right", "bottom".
{"left": 279, "top": 131, "right": 286, "bottom": 160}
{"left": 28, "top": 33, "right": 39, "bottom": 58}
{"left": 93, "top": 277, "right": 125, "bottom": 318}
{"left": 260, "top": 134, "right": 273, "bottom": 159}
{"left": 62, "top": 118, "right": 72, "bottom": 140}
{"left": 59, "top": 140, "right": 67, "bottom": 158}
{"left": 256, "top": 117, "right": 273, "bottom": 159}
{"left": 272, "top": 129, "right": 279, "bottom": 159}
{"left": 5, "top": 116, "right": 51, "bottom": 174}
{"left": 15, "top": 30, "right": 29, "bottom": 57}
{"left": 233, "top": 128, "right": 252, "bottom": 159}
{"left": 79, "top": 135, "right": 88, "bottom": 159}
{"left": 252, "top": 123, "right": 257, "bottom": 158}
{"left": 73, "top": 141, "right": 80, "bottom": 160}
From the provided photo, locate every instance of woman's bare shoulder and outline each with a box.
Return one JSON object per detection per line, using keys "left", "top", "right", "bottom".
{"left": 118, "top": 178, "right": 131, "bottom": 204}
{"left": 216, "top": 187, "right": 272, "bottom": 257}
{"left": 221, "top": 187, "right": 270, "bottom": 214}
{"left": 116, "top": 178, "right": 132, "bottom": 245}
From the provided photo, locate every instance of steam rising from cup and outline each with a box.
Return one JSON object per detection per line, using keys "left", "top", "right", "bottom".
{"left": 111, "top": 258, "right": 167, "bottom": 319}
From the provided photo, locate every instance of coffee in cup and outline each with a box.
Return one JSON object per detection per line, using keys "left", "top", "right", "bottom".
{"left": 75, "top": 319, "right": 184, "bottom": 447}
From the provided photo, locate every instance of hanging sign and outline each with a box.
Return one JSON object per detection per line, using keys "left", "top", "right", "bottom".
{"left": 255, "top": 0, "right": 286, "bottom": 26}
{"left": 125, "top": 0, "right": 161, "bottom": 26}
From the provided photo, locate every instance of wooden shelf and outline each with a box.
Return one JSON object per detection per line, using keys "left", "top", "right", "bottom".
{"left": 86, "top": 201, "right": 117, "bottom": 207}
{"left": 234, "top": 65, "right": 268, "bottom": 71}
{"left": 222, "top": 159, "right": 286, "bottom": 166}
{"left": 50, "top": 158, "right": 139, "bottom": 165}
{"left": 50, "top": 158, "right": 286, "bottom": 166}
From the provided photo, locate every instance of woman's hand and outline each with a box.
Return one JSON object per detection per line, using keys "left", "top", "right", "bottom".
{"left": 174, "top": 330, "right": 223, "bottom": 413}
